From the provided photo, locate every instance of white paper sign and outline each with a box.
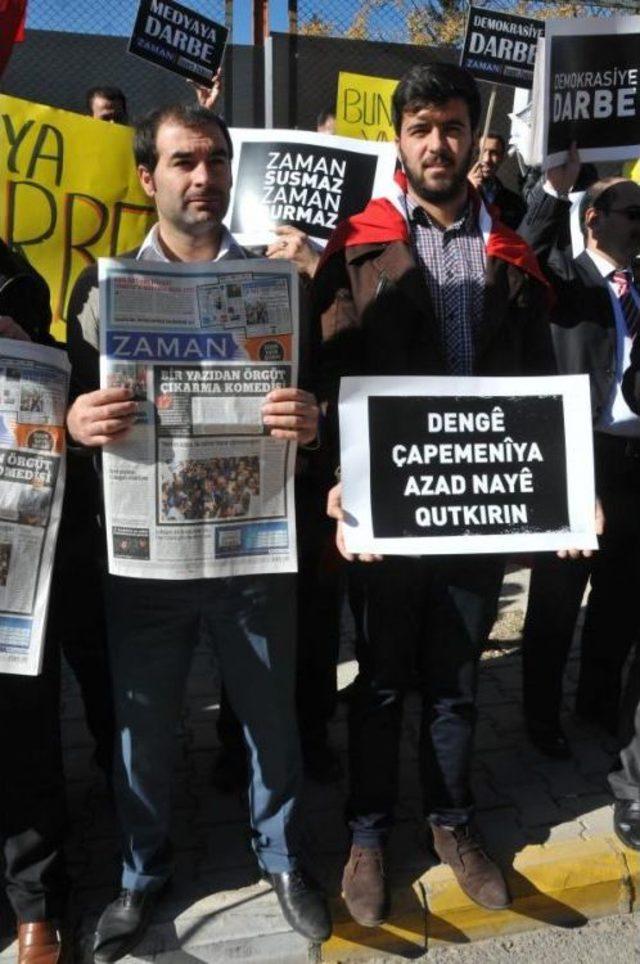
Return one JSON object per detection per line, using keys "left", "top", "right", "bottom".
{"left": 339, "top": 374, "right": 596, "bottom": 556}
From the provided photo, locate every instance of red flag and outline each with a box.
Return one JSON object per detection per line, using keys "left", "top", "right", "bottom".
{"left": 319, "top": 170, "right": 550, "bottom": 293}
{"left": 0, "top": 0, "right": 27, "bottom": 75}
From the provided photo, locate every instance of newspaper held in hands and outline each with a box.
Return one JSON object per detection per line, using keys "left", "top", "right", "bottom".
{"left": 0, "top": 338, "right": 70, "bottom": 676}
{"left": 99, "top": 258, "right": 299, "bottom": 579}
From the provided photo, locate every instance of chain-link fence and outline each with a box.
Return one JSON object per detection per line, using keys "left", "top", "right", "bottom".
{"left": 291, "top": 0, "right": 622, "bottom": 45}
{"left": 3, "top": 0, "right": 232, "bottom": 118}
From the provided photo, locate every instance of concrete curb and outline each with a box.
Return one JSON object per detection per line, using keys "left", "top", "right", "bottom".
{"left": 322, "top": 836, "right": 639, "bottom": 961}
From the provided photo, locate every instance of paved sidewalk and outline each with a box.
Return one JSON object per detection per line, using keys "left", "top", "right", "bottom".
{"left": 0, "top": 564, "right": 635, "bottom": 962}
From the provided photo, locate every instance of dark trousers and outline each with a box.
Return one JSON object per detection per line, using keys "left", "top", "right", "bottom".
{"left": 522, "top": 554, "right": 590, "bottom": 728}
{"left": 0, "top": 643, "right": 68, "bottom": 922}
{"left": 48, "top": 516, "right": 114, "bottom": 773}
{"left": 217, "top": 472, "right": 342, "bottom": 756}
{"left": 346, "top": 554, "right": 504, "bottom": 846}
{"left": 522, "top": 433, "right": 640, "bottom": 730}
{"left": 609, "top": 649, "right": 640, "bottom": 801}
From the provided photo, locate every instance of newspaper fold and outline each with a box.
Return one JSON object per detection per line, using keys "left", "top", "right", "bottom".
{"left": 99, "top": 258, "right": 299, "bottom": 579}
{"left": 0, "top": 338, "right": 69, "bottom": 676}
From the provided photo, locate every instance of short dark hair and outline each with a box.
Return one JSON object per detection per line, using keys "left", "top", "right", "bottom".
{"left": 392, "top": 63, "right": 481, "bottom": 136}
{"left": 317, "top": 107, "right": 335, "bottom": 128}
{"left": 133, "top": 104, "right": 233, "bottom": 171}
{"left": 86, "top": 85, "right": 127, "bottom": 112}
{"left": 578, "top": 178, "right": 621, "bottom": 233}
{"left": 485, "top": 131, "right": 506, "bottom": 153}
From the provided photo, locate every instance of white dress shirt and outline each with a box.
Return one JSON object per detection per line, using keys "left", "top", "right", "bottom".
{"left": 586, "top": 248, "right": 640, "bottom": 438}
{"left": 136, "top": 223, "right": 247, "bottom": 263}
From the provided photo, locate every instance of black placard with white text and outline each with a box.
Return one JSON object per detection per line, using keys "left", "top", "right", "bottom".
{"left": 543, "top": 17, "right": 640, "bottom": 166}
{"left": 461, "top": 6, "right": 543, "bottom": 89}
{"left": 226, "top": 130, "right": 396, "bottom": 246}
{"left": 548, "top": 32, "right": 640, "bottom": 156}
{"left": 338, "top": 375, "right": 597, "bottom": 556}
{"left": 128, "top": 0, "right": 228, "bottom": 85}
{"left": 231, "top": 142, "right": 375, "bottom": 241}
{"left": 369, "top": 395, "right": 568, "bottom": 538}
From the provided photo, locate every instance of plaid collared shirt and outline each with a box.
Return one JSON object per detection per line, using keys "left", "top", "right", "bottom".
{"left": 405, "top": 195, "right": 486, "bottom": 375}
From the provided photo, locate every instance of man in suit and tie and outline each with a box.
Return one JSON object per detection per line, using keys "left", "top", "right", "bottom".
{"left": 519, "top": 149, "right": 640, "bottom": 801}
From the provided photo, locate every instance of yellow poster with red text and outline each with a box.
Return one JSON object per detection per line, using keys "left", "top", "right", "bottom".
{"left": 0, "top": 94, "right": 155, "bottom": 340}
{"left": 335, "top": 71, "right": 398, "bottom": 143}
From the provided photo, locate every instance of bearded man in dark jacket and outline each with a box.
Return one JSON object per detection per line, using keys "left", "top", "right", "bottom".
{"left": 313, "top": 63, "right": 557, "bottom": 927}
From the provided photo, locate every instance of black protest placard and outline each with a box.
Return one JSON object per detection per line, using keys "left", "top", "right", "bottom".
{"left": 368, "top": 395, "right": 569, "bottom": 539}
{"left": 461, "top": 6, "right": 543, "bottom": 89}
{"left": 547, "top": 29, "right": 640, "bottom": 158}
{"left": 129, "top": 0, "right": 228, "bottom": 85}
{"left": 229, "top": 140, "right": 379, "bottom": 241}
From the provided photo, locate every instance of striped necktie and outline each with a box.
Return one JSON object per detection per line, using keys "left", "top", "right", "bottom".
{"left": 611, "top": 269, "right": 640, "bottom": 338}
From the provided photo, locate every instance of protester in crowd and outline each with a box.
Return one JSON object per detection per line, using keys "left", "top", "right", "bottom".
{"left": 467, "top": 131, "right": 525, "bottom": 229}
{"left": 65, "top": 104, "right": 331, "bottom": 961}
{"left": 520, "top": 148, "right": 640, "bottom": 759}
{"left": 0, "top": 242, "right": 68, "bottom": 964}
{"left": 316, "top": 108, "right": 336, "bottom": 135}
{"left": 86, "top": 85, "right": 128, "bottom": 124}
{"left": 314, "top": 62, "right": 556, "bottom": 926}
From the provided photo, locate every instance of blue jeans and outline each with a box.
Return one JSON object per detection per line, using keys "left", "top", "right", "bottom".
{"left": 105, "top": 573, "right": 301, "bottom": 892}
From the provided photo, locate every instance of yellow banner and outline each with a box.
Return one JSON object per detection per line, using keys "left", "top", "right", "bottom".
{"left": 335, "top": 71, "right": 398, "bottom": 143}
{"left": 623, "top": 159, "right": 640, "bottom": 183}
{"left": 0, "top": 95, "right": 155, "bottom": 341}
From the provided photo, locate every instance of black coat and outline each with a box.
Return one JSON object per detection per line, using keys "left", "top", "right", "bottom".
{"left": 484, "top": 179, "right": 526, "bottom": 232}
{"left": 519, "top": 183, "right": 617, "bottom": 424}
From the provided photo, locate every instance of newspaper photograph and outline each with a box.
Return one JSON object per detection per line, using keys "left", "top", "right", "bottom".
{"left": 0, "top": 339, "right": 70, "bottom": 676}
{"left": 99, "top": 258, "right": 299, "bottom": 579}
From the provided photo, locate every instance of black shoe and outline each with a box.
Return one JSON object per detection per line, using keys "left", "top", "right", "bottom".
{"left": 266, "top": 869, "right": 332, "bottom": 943}
{"left": 526, "top": 723, "right": 572, "bottom": 760}
{"left": 303, "top": 742, "right": 343, "bottom": 784}
{"left": 613, "top": 799, "right": 640, "bottom": 850}
{"left": 211, "top": 746, "right": 248, "bottom": 794}
{"left": 93, "top": 888, "right": 163, "bottom": 962}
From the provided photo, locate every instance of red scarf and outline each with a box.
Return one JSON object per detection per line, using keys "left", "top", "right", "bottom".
{"left": 320, "top": 173, "right": 549, "bottom": 292}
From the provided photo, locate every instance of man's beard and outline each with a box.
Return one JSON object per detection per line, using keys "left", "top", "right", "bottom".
{"left": 401, "top": 144, "right": 474, "bottom": 204}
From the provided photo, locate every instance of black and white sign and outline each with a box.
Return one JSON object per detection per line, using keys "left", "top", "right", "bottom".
{"left": 339, "top": 375, "right": 596, "bottom": 556}
{"left": 227, "top": 129, "right": 396, "bottom": 246}
{"left": 461, "top": 6, "right": 543, "bottom": 89}
{"left": 543, "top": 16, "right": 640, "bottom": 167}
{"left": 129, "top": 0, "right": 228, "bottom": 85}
